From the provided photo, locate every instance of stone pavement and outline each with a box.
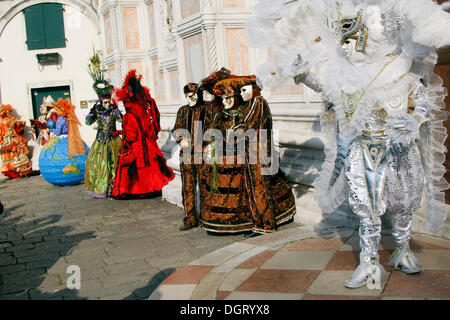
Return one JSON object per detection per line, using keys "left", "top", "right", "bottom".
{"left": 150, "top": 225, "right": 450, "bottom": 300}
{"left": 0, "top": 175, "right": 300, "bottom": 300}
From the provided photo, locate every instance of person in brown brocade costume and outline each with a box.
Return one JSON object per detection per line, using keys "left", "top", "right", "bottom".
{"left": 173, "top": 83, "right": 207, "bottom": 230}
{"left": 201, "top": 74, "right": 296, "bottom": 237}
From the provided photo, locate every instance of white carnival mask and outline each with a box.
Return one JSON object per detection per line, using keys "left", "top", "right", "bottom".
{"left": 186, "top": 92, "right": 198, "bottom": 107}
{"left": 102, "top": 98, "right": 111, "bottom": 109}
{"left": 222, "top": 95, "right": 235, "bottom": 110}
{"left": 342, "top": 38, "right": 367, "bottom": 64}
{"left": 240, "top": 85, "right": 253, "bottom": 102}
{"left": 40, "top": 105, "right": 48, "bottom": 115}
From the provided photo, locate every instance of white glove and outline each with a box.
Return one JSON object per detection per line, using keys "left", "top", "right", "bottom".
{"left": 180, "top": 138, "right": 190, "bottom": 149}
{"left": 387, "top": 114, "right": 420, "bottom": 144}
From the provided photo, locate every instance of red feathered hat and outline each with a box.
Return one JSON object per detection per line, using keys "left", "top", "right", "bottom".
{"left": 113, "top": 69, "right": 161, "bottom": 136}
{"left": 112, "top": 69, "right": 153, "bottom": 106}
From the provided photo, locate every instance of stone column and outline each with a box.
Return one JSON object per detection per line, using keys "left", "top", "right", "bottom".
{"left": 202, "top": 0, "right": 219, "bottom": 73}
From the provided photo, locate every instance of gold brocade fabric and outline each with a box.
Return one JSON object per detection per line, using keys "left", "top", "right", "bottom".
{"left": 200, "top": 97, "right": 296, "bottom": 233}
{"left": 0, "top": 109, "right": 33, "bottom": 178}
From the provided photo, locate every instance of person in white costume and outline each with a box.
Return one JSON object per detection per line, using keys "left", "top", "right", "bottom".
{"left": 245, "top": 0, "right": 450, "bottom": 288}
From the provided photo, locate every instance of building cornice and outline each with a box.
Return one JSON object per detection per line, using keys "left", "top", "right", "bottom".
{"left": 159, "top": 56, "right": 178, "bottom": 71}
{"left": 98, "top": 0, "right": 118, "bottom": 15}
{"left": 176, "top": 12, "right": 203, "bottom": 39}
{"left": 104, "top": 50, "right": 145, "bottom": 65}
{"left": 148, "top": 48, "right": 158, "bottom": 59}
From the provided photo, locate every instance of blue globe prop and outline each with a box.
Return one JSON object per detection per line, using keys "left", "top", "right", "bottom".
{"left": 39, "top": 136, "right": 89, "bottom": 186}
{"left": 46, "top": 119, "right": 56, "bottom": 130}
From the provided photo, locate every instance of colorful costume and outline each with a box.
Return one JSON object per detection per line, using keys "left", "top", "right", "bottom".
{"left": 39, "top": 98, "right": 89, "bottom": 186}
{"left": 246, "top": 0, "right": 450, "bottom": 287}
{"left": 173, "top": 83, "right": 206, "bottom": 230}
{"left": 30, "top": 95, "right": 55, "bottom": 171}
{"left": 31, "top": 95, "right": 54, "bottom": 146}
{"left": 200, "top": 73, "right": 296, "bottom": 234}
{"left": 111, "top": 70, "right": 175, "bottom": 199}
{"left": 0, "top": 104, "right": 33, "bottom": 178}
{"left": 85, "top": 101, "right": 122, "bottom": 198}
{"left": 84, "top": 52, "right": 123, "bottom": 198}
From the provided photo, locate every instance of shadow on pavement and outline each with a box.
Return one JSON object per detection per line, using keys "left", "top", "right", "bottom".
{"left": 0, "top": 206, "right": 95, "bottom": 300}
{"left": 124, "top": 268, "right": 177, "bottom": 300}
{"left": 312, "top": 202, "right": 359, "bottom": 261}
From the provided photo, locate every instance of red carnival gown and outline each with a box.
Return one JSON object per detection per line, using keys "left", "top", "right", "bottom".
{"left": 111, "top": 73, "right": 174, "bottom": 199}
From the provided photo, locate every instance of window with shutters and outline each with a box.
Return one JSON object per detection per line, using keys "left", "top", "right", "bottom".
{"left": 24, "top": 3, "right": 66, "bottom": 50}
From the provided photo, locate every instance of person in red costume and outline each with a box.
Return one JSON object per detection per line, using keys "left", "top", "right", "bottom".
{"left": 111, "top": 70, "right": 175, "bottom": 199}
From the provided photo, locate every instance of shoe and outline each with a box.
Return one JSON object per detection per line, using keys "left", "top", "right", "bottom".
{"left": 388, "top": 242, "right": 422, "bottom": 274}
{"left": 179, "top": 222, "right": 198, "bottom": 231}
{"left": 344, "top": 254, "right": 386, "bottom": 289}
{"left": 244, "top": 231, "right": 262, "bottom": 238}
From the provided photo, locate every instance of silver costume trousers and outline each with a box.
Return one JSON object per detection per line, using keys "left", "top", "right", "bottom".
{"left": 346, "top": 137, "right": 424, "bottom": 256}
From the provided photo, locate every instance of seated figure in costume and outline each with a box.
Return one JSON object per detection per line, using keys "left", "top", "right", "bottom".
{"left": 0, "top": 104, "right": 33, "bottom": 178}
{"left": 173, "top": 83, "right": 206, "bottom": 230}
{"left": 111, "top": 70, "right": 175, "bottom": 199}
{"left": 31, "top": 95, "right": 54, "bottom": 146}
{"left": 45, "top": 97, "right": 60, "bottom": 134}
{"left": 246, "top": 0, "right": 450, "bottom": 287}
{"left": 39, "top": 98, "right": 89, "bottom": 186}
{"left": 84, "top": 54, "right": 123, "bottom": 198}
{"left": 200, "top": 73, "right": 296, "bottom": 236}
{"left": 30, "top": 95, "right": 55, "bottom": 171}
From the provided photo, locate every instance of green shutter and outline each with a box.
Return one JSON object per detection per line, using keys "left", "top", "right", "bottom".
{"left": 42, "top": 3, "right": 66, "bottom": 49}
{"left": 24, "top": 3, "right": 66, "bottom": 50}
{"left": 24, "top": 5, "right": 45, "bottom": 50}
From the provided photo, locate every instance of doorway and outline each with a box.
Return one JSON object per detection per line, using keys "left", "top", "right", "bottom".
{"left": 30, "top": 85, "right": 71, "bottom": 119}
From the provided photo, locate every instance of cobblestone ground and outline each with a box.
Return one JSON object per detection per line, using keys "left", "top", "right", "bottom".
{"left": 0, "top": 175, "right": 299, "bottom": 300}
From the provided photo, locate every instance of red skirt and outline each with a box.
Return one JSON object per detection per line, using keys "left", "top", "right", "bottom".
{"left": 112, "top": 139, "right": 175, "bottom": 199}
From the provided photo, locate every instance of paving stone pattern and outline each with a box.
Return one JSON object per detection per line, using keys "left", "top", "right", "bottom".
{"left": 150, "top": 225, "right": 450, "bottom": 300}
{"left": 0, "top": 175, "right": 300, "bottom": 300}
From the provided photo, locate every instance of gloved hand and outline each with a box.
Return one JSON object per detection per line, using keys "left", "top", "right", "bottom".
{"left": 386, "top": 114, "right": 420, "bottom": 144}
{"left": 180, "top": 138, "right": 190, "bottom": 149}
{"left": 112, "top": 130, "right": 122, "bottom": 138}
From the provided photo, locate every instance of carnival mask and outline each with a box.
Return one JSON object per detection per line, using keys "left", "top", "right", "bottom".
{"left": 222, "top": 95, "right": 235, "bottom": 110}
{"left": 342, "top": 38, "right": 366, "bottom": 64}
{"left": 102, "top": 98, "right": 111, "bottom": 109}
{"left": 240, "top": 85, "right": 253, "bottom": 102}
{"left": 186, "top": 92, "right": 198, "bottom": 107}
{"left": 39, "top": 105, "right": 48, "bottom": 115}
